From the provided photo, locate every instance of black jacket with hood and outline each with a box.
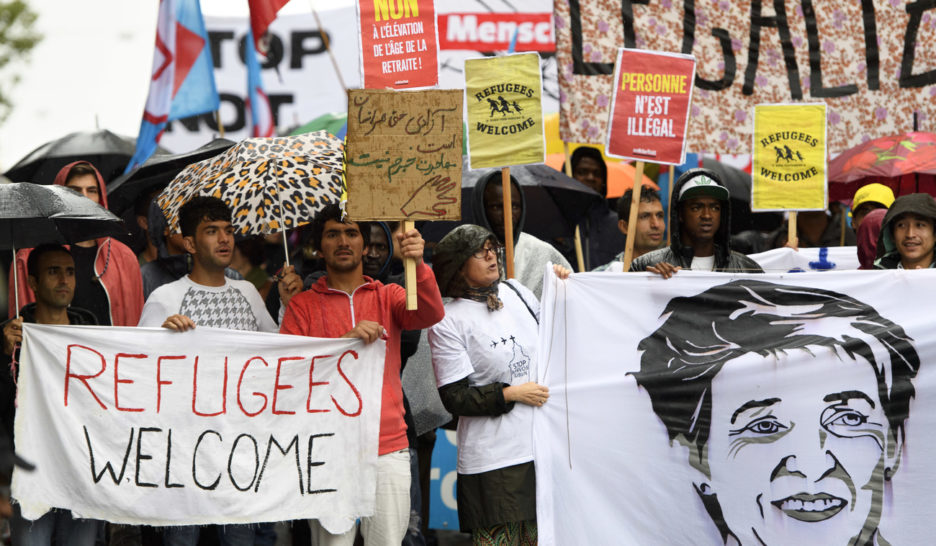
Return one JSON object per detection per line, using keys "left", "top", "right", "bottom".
{"left": 630, "top": 169, "right": 763, "bottom": 273}
{"left": 874, "top": 193, "right": 936, "bottom": 269}
{"left": 471, "top": 171, "right": 527, "bottom": 247}
{"left": 1, "top": 303, "right": 98, "bottom": 442}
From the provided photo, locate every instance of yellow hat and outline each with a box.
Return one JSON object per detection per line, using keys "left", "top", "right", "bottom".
{"left": 852, "top": 183, "right": 895, "bottom": 210}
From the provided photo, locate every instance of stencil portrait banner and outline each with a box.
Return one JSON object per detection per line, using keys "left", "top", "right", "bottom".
{"left": 554, "top": 1, "right": 936, "bottom": 154}
{"left": 12, "top": 325, "right": 385, "bottom": 533}
{"left": 535, "top": 269, "right": 936, "bottom": 545}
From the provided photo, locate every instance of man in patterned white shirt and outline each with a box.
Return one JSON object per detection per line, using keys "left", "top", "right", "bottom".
{"left": 137, "top": 196, "right": 300, "bottom": 546}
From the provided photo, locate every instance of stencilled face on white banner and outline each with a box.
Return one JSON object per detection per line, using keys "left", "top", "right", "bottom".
{"left": 706, "top": 346, "right": 896, "bottom": 546}
{"left": 632, "top": 279, "right": 920, "bottom": 546}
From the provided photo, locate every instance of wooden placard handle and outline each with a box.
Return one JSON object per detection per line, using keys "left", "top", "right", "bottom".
{"left": 404, "top": 220, "right": 418, "bottom": 310}
{"left": 621, "top": 161, "right": 645, "bottom": 269}
{"left": 788, "top": 211, "right": 799, "bottom": 249}
{"left": 502, "top": 167, "right": 515, "bottom": 279}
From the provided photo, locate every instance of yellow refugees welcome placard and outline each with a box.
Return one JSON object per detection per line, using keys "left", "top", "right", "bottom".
{"left": 465, "top": 53, "right": 545, "bottom": 169}
{"left": 752, "top": 104, "right": 827, "bottom": 211}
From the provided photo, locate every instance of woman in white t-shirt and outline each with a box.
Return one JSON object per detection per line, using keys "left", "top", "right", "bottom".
{"left": 428, "top": 224, "right": 569, "bottom": 545}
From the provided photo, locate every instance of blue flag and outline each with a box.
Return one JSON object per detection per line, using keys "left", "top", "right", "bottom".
{"left": 245, "top": 28, "right": 274, "bottom": 138}
{"left": 126, "top": 0, "right": 220, "bottom": 172}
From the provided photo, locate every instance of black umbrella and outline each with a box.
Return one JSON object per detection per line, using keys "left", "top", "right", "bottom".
{"left": 107, "top": 138, "right": 237, "bottom": 215}
{"left": 422, "top": 162, "right": 603, "bottom": 245}
{"left": 4, "top": 129, "right": 169, "bottom": 186}
{"left": 0, "top": 183, "right": 127, "bottom": 314}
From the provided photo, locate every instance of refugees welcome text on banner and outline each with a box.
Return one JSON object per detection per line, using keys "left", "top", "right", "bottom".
{"left": 12, "top": 325, "right": 385, "bottom": 533}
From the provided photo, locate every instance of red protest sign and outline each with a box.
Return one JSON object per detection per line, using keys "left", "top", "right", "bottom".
{"left": 358, "top": 0, "right": 439, "bottom": 89}
{"left": 606, "top": 49, "right": 696, "bottom": 165}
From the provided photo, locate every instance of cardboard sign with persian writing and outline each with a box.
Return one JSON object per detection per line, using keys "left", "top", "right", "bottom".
{"left": 345, "top": 89, "right": 462, "bottom": 220}
{"left": 357, "top": 0, "right": 440, "bottom": 89}
{"left": 465, "top": 53, "right": 545, "bottom": 169}
{"left": 752, "top": 103, "right": 827, "bottom": 211}
{"left": 606, "top": 49, "right": 695, "bottom": 165}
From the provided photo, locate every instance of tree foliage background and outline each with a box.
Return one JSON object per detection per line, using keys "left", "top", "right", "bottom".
{"left": 0, "top": 1, "right": 41, "bottom": 124}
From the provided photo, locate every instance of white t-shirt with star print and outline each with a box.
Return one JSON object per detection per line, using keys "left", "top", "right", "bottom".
{"left": 138, "top": 275, "right": 277, "bottom": 333}
{"left": 428, "top": 280, "right": 540, "bottom": 475}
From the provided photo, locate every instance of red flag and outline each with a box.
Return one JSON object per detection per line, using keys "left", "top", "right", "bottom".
{"left": 247, "top": 0, "right": 289, "bottom": 54}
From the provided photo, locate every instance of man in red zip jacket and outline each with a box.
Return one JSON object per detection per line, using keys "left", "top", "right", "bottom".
{"left": 279, "top": 204, "right": 444, "bottom": 546}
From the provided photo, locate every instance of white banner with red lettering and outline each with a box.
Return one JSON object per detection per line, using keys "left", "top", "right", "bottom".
{"left": 536, "top": 269, "right": 936, "bottom": 545}
{"left": 12, "top": 324, "right": 385, "bottom": 532}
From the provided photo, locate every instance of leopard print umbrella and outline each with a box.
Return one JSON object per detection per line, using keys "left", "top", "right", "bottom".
{"left": 158, "top": 131, "right": 345, "bottom": 235}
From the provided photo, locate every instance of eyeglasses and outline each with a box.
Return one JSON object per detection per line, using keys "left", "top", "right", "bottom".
{"left": 471, "top": 245, "right": 502, "bottom": 260}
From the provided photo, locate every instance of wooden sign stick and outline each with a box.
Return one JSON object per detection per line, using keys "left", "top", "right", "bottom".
{"left": 839, "top": 210, "right": 846, "bottom": 246}
{"left": 502, "top": 167, "right": 515, "bottom": 279}
{"left": 789, "top": 211, "right": 799, "bottom": 248}
{"left": 665, "top": 165, "right": 675, "bottom": 246}
{"left": 404, "top": 219, "right": 418, "bottom": 310}
{"left": 621, "top": 161, "right": 646, "bottom": 269}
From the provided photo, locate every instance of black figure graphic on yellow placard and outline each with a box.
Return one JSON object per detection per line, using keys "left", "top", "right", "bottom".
{"left": 497, "top": 96, "right": 512, "bottom": 116}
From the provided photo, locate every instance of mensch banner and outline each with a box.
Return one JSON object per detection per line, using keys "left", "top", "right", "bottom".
{"left": 12, "top": 325, "right": 385, "bottom": 533}
{"left": 555, "top": 1, "right": 936, "bottom": 153}
{"left": 536, "top": 269, "right": 936, "bottom": 545}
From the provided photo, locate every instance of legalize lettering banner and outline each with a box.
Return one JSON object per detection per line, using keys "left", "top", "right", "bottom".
{"left": 554, "top": 1, "right": 936, "bottom": 153}
{"left": 12, "top": 325, "right": 385, "bottom": 532}
{"left": 536, "top": 269, "right": 936, "bottom": 545}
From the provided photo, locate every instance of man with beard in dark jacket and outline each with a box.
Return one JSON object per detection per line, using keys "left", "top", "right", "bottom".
{"left": 874, "top": 193, "right": 936, "bottom": 269}
{"left": 630, "top": 168, "right": 762, "bottom": 277}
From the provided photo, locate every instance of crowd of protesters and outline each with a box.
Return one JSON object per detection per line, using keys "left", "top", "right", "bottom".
{"left": 0, "top": 149, "right": 933, "bottom": 546}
